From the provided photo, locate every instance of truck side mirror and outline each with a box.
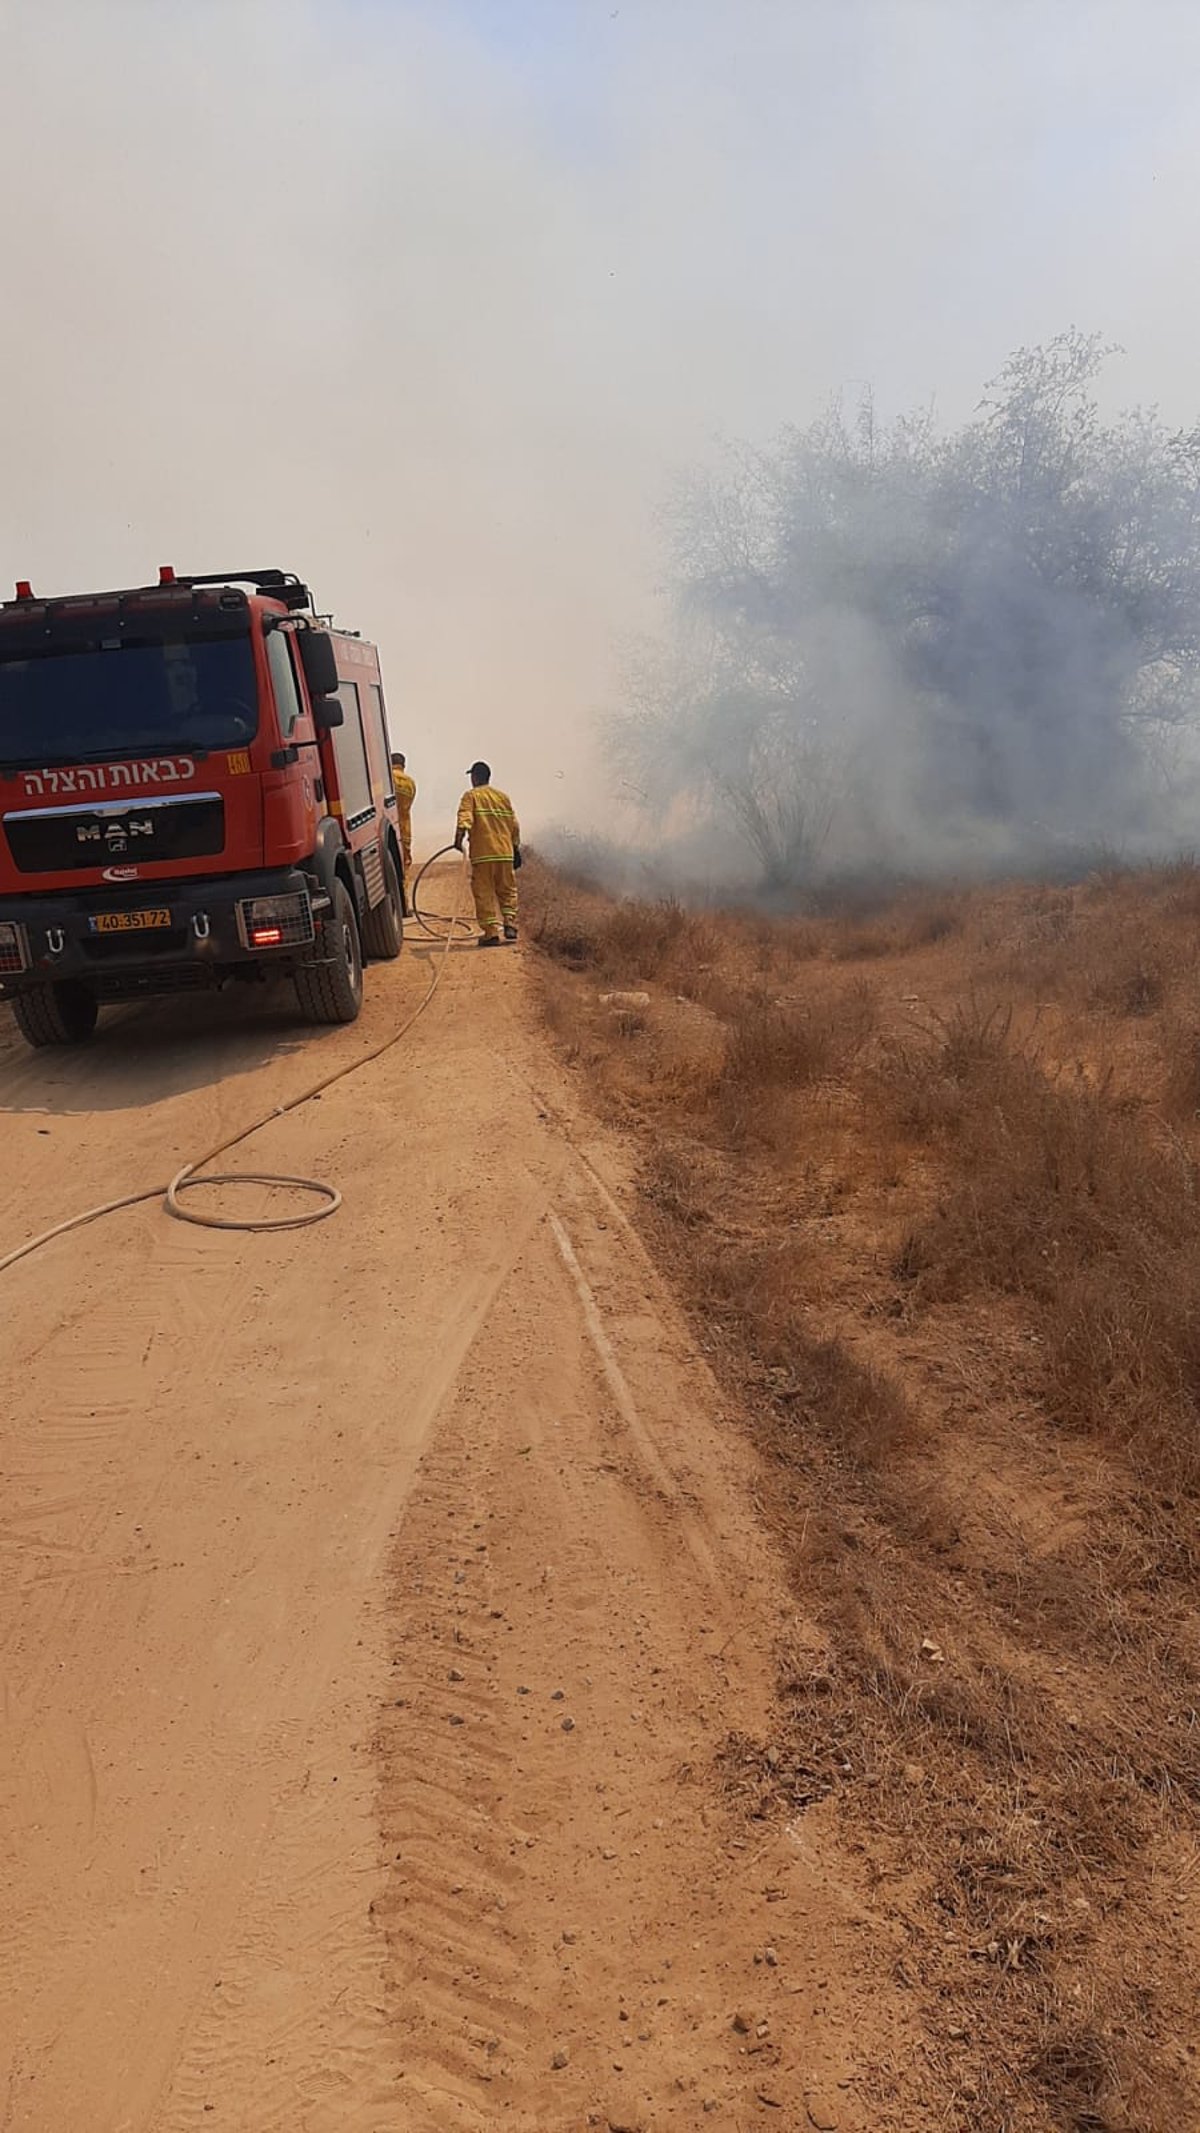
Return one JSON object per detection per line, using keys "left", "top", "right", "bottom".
{"left": 298, "top": 629, "right": 340, "bottom": 701}
{"left": 312, "top": 695, "right": 344, "bottom": 732}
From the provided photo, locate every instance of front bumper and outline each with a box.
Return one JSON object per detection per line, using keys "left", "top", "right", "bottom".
{"left": 0, "top": 868, "right": 326, "bottom": 998}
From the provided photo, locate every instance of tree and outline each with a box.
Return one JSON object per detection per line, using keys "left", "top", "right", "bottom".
{"left": 617, "top": 335, "right": 1200, "bottom": 887}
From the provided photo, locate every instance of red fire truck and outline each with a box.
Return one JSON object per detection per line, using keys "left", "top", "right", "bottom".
{"left": 0, "top": 567, "right": 407, "bottom": 1047}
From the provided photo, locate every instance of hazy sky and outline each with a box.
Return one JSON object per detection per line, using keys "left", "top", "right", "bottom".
{"left": 2, "top": 0, "right": 1199, "bottom": 830}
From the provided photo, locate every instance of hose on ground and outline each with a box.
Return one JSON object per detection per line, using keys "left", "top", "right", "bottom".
{"left": 0, "top": 856, "right": 467, "bottom": 1275}
{"left": 409, "top": 845, "right": 477, "bottom": 941}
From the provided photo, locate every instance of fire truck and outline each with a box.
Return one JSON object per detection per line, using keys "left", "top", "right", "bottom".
{"left": 0, "top": 567, "right": 406, "bottom": 1047}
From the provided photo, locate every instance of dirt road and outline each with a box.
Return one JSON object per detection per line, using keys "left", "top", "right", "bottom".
{"left": 0, "top": 876, "right": 899, "bottom": 2131}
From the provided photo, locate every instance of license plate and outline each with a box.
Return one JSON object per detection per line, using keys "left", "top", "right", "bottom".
{"left": 89, "top": 908, "right": 172, "bottom": 934}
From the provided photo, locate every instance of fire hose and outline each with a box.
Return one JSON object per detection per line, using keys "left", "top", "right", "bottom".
{"left": 408, "top": 844, "right": 478, "bottom": 941}
{"left": 0, "top": 853, "right": 467, "bottom": 1275}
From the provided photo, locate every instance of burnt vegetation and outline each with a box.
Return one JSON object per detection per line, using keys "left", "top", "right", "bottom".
{"left": 528, "top": 851, "right": 1200, "bottom": 2132}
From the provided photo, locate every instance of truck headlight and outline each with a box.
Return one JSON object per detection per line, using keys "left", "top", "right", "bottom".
{"left": 0, "top": 921, "right": 30, "bottom": 974}
{"left": 236, "top": 891, "right": 314, "bottom": 950}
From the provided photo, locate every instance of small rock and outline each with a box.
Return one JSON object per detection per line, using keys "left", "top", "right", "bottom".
{"left": 602, "top": 1848, "right": 617, "bottom": 1861}
{"left": 607, "top": 2115, "right": 644, "bottom": 2133}
{"left": 561, "top": 1716, "right": 576, "bottom": 1733}
{"left": 561, "top": 1930, "right": 578, "bottom": 1945}
{"left": 448, "top": 1714, "right": 465, "bottom": 1727}
{"left": 764, "top": 1946, "right": 779, "bottom": 1967}
{"left": 732, "top": 2009, "right": 753, "bottom": 2035}
{"left": 448, "top": 1667, "right": 465, "bottom": 1683}
{"left": 551, "top": 2047, "right": 570, "bottom": 2070}
{"left": 517, "top": 1685, "right": 531, "bottom": 1696}
{"left": 551, "top": 1689, "right": 566, "bottom": 1701}
{"left": 765, "top": 1746, "right": 780, "bottom": 1769}
{"left": 702, "top": 2103, "right": 719, "bottom": 2117}
{"left": 806, "top": 2094, "right": 840, "bottom": 2130}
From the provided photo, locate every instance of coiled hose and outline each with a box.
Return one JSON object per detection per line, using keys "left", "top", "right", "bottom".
{"left": 0, "top": 853, "right": 467, "bottom": 1276}
{"left": 408, "top": 844, "right": 477, "bottom": 941}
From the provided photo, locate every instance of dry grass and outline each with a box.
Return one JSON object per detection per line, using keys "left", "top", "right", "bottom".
{"left": 711, "top": 983, "right": 876, "bottom": 1143}
{"left": 526, "top": 852, "right": 1200, "bottom": 2132}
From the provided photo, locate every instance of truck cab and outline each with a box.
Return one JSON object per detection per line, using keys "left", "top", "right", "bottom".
{"left": 0, "top": 568, "right": 406, "bottom": 1046}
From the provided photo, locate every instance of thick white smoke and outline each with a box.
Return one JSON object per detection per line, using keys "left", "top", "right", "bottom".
{"left": 2, "top": 1, "right": 1200, "bottom": 842}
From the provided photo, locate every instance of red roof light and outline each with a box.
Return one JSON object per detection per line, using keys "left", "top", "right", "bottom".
{"left": 158, "top": 564, "right": 176, "bottom": 585}
{"left": 14, "top": 580, "right": 33, "bottom": 601}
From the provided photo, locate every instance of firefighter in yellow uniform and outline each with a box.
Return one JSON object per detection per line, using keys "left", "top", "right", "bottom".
{"left": 455, "top": 760, "right": 521, "bottom": 946}
{"left": 390, "top": 752, "right": 416, "bottom": 871}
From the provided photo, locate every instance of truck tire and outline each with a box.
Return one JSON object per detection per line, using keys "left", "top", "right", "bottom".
{"left": 360, "top": 850, "right": 404, "bottom": 961}
{"left": 11, "top": 981, "right": 99, "bottom": 1049}
{"left": 293, "top": 878, "right": 363, "bottom": 1025}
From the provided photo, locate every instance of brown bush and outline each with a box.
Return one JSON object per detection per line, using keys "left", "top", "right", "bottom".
{"left": 1087, "top": 946, "right": 1168, "bottom": 1017}
{"left": 1042, "top": 1251, "right": 1200, "bottom": 1487}
{"left": 709, "top": 984, "right": 876, "bottom": 1145}
{"left": 1161, "top": 1010, "right": 1200, "bottom": 1120}
{"left": 894, "top": 1026, "right": 1197, "bottom": 1303}
{"left": 532, "top": 881, "right": 717, "bottom": 986}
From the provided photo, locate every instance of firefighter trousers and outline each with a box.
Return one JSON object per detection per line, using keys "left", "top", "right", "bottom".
{"left": 397, "top": 807, "right": 413, "bottom": 870}
{"left": 471, "top": 860, "right": 518, "bottom": 938}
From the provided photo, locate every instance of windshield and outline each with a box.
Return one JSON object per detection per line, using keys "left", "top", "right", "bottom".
{"left": 0, "top": 628, "right": 258, "bottom": 767}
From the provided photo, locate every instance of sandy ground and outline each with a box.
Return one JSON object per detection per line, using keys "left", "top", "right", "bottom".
{"left": 0, "top": 869, "right": 905, "bottom": 2132}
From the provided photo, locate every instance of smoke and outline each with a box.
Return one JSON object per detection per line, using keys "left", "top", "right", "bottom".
{"left": 4, "top": 2, "right": 1200, "bottom": 849}
{"left": 617, "top": 336, "right": 1200, "bottom": 888}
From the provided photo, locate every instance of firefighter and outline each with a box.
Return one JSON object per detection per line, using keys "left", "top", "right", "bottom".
{"left": 454, "top": 760, "right": 521, "bottom": 946}
{"left": 390, "top": 752, "right": 416, "bottom": 872}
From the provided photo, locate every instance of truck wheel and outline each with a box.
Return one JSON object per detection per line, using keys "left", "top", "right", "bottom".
{"left": 11, "top": 981, "right": 99, "bottom": 1049}
{"left": 360, "top": 850, "right": 404, "bottom": 961}
{"left": 293, "top": 879, "right": 364, "bottom": 1025}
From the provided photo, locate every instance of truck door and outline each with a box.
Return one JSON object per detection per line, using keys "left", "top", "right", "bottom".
{"left": 261, "top": 627, "right": 320, "bottom": 864}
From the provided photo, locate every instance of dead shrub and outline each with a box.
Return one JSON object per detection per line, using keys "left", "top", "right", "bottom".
{"left": 1089, "top": 948, "right": 1167, "bottom": 1017}
{"left": 601, "top": 898, "right": 717, "bottom": 982}
{"left": 895, "top": 1036, "right": 1198, "bottom": 1307}
{"left": 893, "top": 895, "right": 963, "bottom": 949}
{"left": 828, "top": 922, "right": 896, "bottom": 961}
{"left": 537, "top": 913, "right": 602, "bottom": 971}
{"left": 1042, "top": 1252, "right": 1200, "bottom": 1488}
{"left": 868, "top": 1000, "right": 1016, "bottom": 1144}
{"left": 869, "top": 1035, "right": 964, "bottom": 1140}
{"left": 534, "top": 887, "right": 717, "bottom": 989}
{"left": 1161, "top": 1010, "right": 1200, "bottom": 1119}
{"left": 711, "top": 985, "right": 877, "bottom": 1144}
{"left": 641, "top": 1145, "right": 712, "bottom": 1228}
